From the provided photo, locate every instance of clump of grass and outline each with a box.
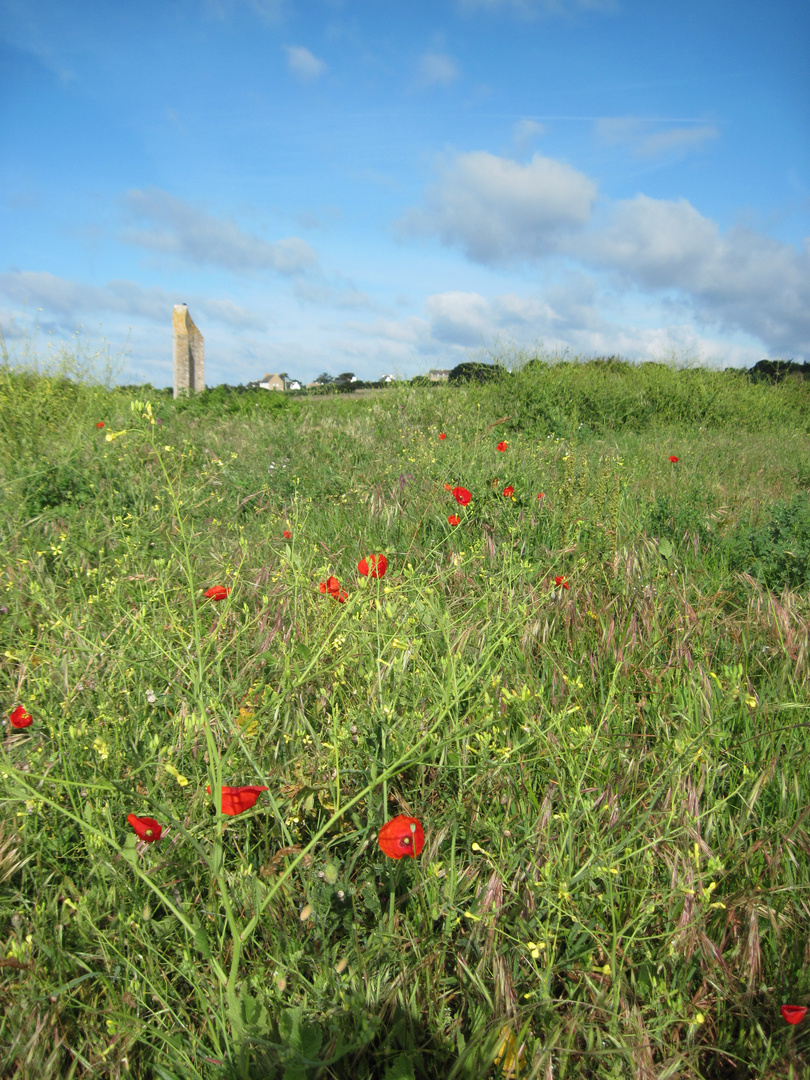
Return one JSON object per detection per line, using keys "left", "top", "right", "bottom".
{"left": 1, "top": 342, "right": 809, "bottom": 1079}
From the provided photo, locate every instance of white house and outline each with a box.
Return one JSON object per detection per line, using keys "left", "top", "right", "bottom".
{"left": 259, "top": 373, "right": 284, "bottom": 391}
{"left": 259, "top": 373, "right": 301, "bottom": 391}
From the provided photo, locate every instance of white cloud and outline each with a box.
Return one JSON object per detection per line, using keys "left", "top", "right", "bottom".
{"left": 284, "top": 45, "right": 328, "bottom": 81}
{"left": 402, "top": 148, "right": 809, "bottom": 358}
{"left": 397, "top": 150, "right": 597, "bottom": 263}
{"left": 584, "top": 196, "right": 718, "bottom": 287}
{"left": 354, "top": 280, "right": 773, "bottom": 369}
{"left": 121, "top": 188, "right": 319, "bottom": 275}
{"left": 426, "top": 291, "right": 491, "bottom": 345}
{"left": 582, "top": 195, "right": 810, "bottom": 357}
{"left": 417, "top": 52, "right": 460, "bottom": 88}
{"left": 343, "top": 285, "right": 766, "bottom": 369}
{"left": 595, "top": 117, "right": 719, "bottom": 158}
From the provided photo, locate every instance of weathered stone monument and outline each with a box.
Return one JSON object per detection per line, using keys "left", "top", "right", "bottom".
{"left": 172, "top": 304, "right": 204, "bottom": 398}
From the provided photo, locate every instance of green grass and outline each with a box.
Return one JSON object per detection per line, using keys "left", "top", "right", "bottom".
{"left": 1, "top": 343, "right": 810, "bottom": 1079}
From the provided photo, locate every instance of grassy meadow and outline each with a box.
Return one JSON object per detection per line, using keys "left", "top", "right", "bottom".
{"left": 1, "top": 344, "right": 810, "bottom": 1079}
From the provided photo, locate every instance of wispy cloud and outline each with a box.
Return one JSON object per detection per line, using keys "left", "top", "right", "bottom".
{"left": 0, "top": 270, "right": 267, "bottom": 329}
{"left": 203, "top": 0, "right": 285, "bottom": 25}
{"left": 284, "top": 45, "right": 328, "bottom": 81}
{"left": 457, "top": 0, "right": 619, "bottom": 17}
{"left": 416, "top": 52, "right": 460, "bottom": 88}
{"left": 293, "top": 278, "right": 378, "bottom": 311}
{"left": 121, "top": 188, "right": 319, "bottom": 275}
{"left": 595, "top": 117, "right": 719, "bottom": 158}
{"left": 512, "top": 118, "right": 547, "bottom": 152}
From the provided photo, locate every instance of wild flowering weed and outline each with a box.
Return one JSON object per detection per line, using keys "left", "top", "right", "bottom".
{"left": 377, "top": 815, "right": 425, "bottom": 859}
{"left": 127, "top": 814, "right": 162, "bottom": 842}
{"left": 2, "top": 365, "right": 809, "bottom": 1079}
{"left": 203, "top": 585, "right": 230, "bottom": 601}
{"left": 358, "top": 554, "right": 387, "bottom": 578}
{"left": 9, "top": 706, "right": 33, "bottom": 729}
{"left": 205, "top": 784, "right": 269, "bottom": 815}
{"left": 781, "top": 1005, "right": 808, "bottom": 1025}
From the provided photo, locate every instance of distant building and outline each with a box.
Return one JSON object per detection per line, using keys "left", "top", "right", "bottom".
{"left": 259, "top": 373, "right": 301, "bottom": 391}
{"left": 260, "top": 373, "right": 285, "bottom": 391}
{"left": 429, "top": 369, "right": 451, "bottom": 381}
{"left": 379, "top": 374, "right": 395, "bottom": 383}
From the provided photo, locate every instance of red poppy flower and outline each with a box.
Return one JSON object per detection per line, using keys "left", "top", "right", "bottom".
{"left": 781, "top": 1005, "right": 808, "bottom": 1025}
{"left": 444, "top": 483, "right": 452, "bottom": 491}
{"left": 95, "top": 421, "right": 105, "bottom": 429}
{"left": 669, "top": 456, "right": 679, "bottom": 463}
{"left": 452, "top": 486, "right": 471, "bottom": 506}
{"left": 439, "top": 433, "right": 447, "bottom": 440}
{"left": 448, "top": 514, "right": 460, "bottom": 526}
{"left": 319, "top": 576, "right": 348, "bottom": 602}
{"left": 283, "top": 530, "right": 291, "bottom": 539}
{"left": 206, "top": 784, "right": 269, "bottom": 816}
{"left": 204, "top": 585, "right": 230, "bottom": 601}
{"left": 358, "top": 554, "right": 387, "bottom": 579}
{"left": 9, "top": 705, "right": 33, "bottom": 729}
{"left": 554, "top": 576, "right": 569, "bottom": 590}
{"left": 503, "top": 485, "right": 514, "bottom": 498}
{"left": 378, "top": 815, "right": 425, "bottom": 859}
{"left": 127, "top": 814, "right": 162, "bottom": 843}
{"left": 537, "top": 492, "right": 545, "bottom": 500}
{"left": 497, "top": 441, "right": 507, "bottom": 452}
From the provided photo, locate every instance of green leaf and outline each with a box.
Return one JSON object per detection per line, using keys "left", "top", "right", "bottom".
{"left": 279, "top": 1007, "right": 323, "bottom": 1077}
{"left": 383, "top": 1053, "right": 416, "bottom": 1080}
{"left": 192, "top": 919, "right": 211, "bottom": 960}
{"left": 241, "top": 985, "right": 271, "bottom": 1037}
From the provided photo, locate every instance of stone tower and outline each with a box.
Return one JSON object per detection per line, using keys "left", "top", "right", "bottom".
{"left": 172, "top": 304, "right": 204, "bottom": 398}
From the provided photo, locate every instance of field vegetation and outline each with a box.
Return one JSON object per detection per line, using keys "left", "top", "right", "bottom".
{"left": 1, "top": 338, "right": 810, "bottom": 1079}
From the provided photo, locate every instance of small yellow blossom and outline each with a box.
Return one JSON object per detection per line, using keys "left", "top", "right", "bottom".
{"left": 163, "top": 763, "right": 189, "bottom": 786}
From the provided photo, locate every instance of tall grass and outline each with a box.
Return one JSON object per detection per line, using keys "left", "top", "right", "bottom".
{"left": 1, "top": 344, "right": 809, "bottom": 1079}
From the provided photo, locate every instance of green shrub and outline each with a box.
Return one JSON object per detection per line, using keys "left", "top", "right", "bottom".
{"left": 494, "top": 352, "right": 810, "bottom": 437}
{"left": 170, "top": 385, "right": 297, "bottom": 419}
{"left": 724, "top": 492, "right": 810, "bottom": 591}
{"left": 20, "top": 460, "right": 97, "bottom": 516}
{"left": 447, "top": 361, "right": 509, "bottom": 386}
{"left": 645, "top": 491, "right": 716, "bottom": 551}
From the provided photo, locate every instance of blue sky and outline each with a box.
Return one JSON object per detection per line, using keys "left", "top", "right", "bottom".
{"left": 2, "top": 0, "right": 808, "bottom": 388}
